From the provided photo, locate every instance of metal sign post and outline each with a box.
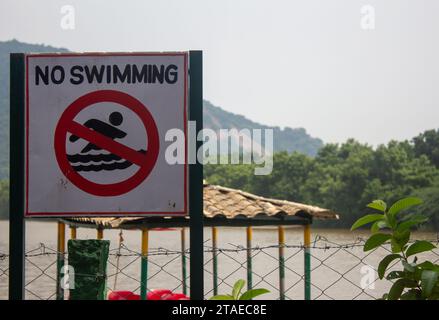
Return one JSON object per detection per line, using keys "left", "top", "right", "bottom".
{"left": 9, "top": 53, "right": 26, "bottom": 300}
{"left": 188, "top": 50, "right": 204, "bottom": 300}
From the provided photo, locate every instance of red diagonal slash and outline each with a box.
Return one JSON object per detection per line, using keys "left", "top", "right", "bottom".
{"left": 67, "top": 121, "right": 147, "bottom": 166}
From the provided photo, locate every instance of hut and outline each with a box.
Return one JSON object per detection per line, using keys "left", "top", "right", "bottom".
{"left": 58, "top": 183, "right": 339, "bottom": 300}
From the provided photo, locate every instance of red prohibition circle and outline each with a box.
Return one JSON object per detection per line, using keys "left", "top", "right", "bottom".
{"left": 54, "top": 90, "right": 159, "bottom": 197}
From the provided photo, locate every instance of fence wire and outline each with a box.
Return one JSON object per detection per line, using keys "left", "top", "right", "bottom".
{"left": 1, "top": 234, "right": 438, "bottom": 300}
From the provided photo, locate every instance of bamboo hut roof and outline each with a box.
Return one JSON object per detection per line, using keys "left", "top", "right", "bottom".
{"left": 62, "top": 184, "right": 339, "bottom": 229}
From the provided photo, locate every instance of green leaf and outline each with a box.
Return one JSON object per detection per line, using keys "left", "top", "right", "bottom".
{"left": 378, "top": 254, "right": 402, "bottom": 279}
{"left": 371, "top": 220, "right": 388, "bottom": 233}
{"left": 367, "top": 200, "right": 387, "bottom": 212}
{"left": 400, "top": 289, "right": 420, "bottom": 300}
{"left": 418, "top": 261, "right": 439, "bottom": 272}
{"left": 388, "top": 279, "right": 406, "bottom": 300}
{"left": 406, "top": 241, "right": 436, "bottom": 257}
{"left": 371, "top": 221, "right": 380, "bottom": 234}
{"left": 351, "top": 214, "right": 385, "bottom": 231}
{"left": 412, "top": 268, "right": 423, "bottom": 281}
{"left": 396, "top": 217, "right": 428, "bottom": 233}
{"left": 239, "top": 288, "right": 270, "bottom": 300}
{"left": 391, "top": 230, "right": 410, "bottom": 253}
{"left": 380, "top": 293, "right": 389, "bottom": 300}
{"left": 421, "top": 270, "right": 438, "bottom": 298}
{"left": 387, "top": 279, "right": 418, "bottom": 300}
{"left": 391, "top": 238, "right": 403, "bottom": 254}
{"left": 386, "top": 271, "right": 404, "bottom": 280}
{"left": 364, "top": 233, "right": 392, "bottom": 251}
{"left": 232, "top": 279, "right": 245, "bottom": 299}
{"left": 209, "top": 295, "right": 234, "bottom": 300}
{"left": 388, "top": 197, "right": 423, "bottom": 217}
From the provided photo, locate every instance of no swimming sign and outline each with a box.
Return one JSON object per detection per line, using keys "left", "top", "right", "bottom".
{"left": 25, "top": 53, "right": 188, "bottom": 216}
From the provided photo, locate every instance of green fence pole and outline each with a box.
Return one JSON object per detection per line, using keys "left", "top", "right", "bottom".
{"left": 278, "top": 226, "right": 285, "bottom": 300}
{"left": 212, "top": 227, "right": 218, "bottom": 295}
{"left": 140, "top": 228, "right": 149, "bottom": 300}
{"left": 304, "top": 224, "right": 311, "bottom": 300}
{"left": 246, "top": 227, "right": 253, "bottom": 291}
{"left": 181, "top": 228, "right": 187, "bottom": 295}
{"left": 56, "top": 222, "right": 66, "bottom": 300}
{"left": 9, "top": 53, "right": 25, "bottom": 300}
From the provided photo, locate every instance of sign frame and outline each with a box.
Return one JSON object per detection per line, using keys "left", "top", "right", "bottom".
{"left": 24, "top": 52, "right": 189, "bottom": 217}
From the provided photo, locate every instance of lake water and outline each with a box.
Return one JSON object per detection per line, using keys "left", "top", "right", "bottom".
{"left": 0, "top": 220, "right": 437, "bottom": 300}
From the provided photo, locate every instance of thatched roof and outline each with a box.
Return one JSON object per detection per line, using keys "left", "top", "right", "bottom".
{"left": 62, "top": 184, "right": 339, "bottom": 229}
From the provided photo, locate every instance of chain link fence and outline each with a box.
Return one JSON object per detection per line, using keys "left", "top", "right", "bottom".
{"left": 1, "top": 233, "right": 438, "bottom": 300}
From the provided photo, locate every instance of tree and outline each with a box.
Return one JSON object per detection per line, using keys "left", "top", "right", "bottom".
{"left": 413, "top": 129, "right": 439, "bottom": 168}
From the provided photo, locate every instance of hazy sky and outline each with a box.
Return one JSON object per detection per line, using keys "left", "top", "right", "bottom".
{"left": 1, "top": 0, "right": 438, "bottom": 145}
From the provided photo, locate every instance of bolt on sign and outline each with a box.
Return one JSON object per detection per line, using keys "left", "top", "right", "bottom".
{"left": 25, "top": 53, "right": 188, "bottom": 216}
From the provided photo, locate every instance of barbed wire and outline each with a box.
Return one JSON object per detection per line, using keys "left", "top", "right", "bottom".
{"left": 2, "top": 235, "right": 438, "bottom": 258}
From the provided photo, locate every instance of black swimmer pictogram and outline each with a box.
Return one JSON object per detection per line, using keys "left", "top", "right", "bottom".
{"left": 67, "top": 112, "right": 146, "bottom": 172}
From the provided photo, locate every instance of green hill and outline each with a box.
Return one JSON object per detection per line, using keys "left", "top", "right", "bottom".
{"left": 203, "top": 100, "right": 323, "bottom": 156}
{"left": 0, "top": 40, "right": 323, "bottom": 179}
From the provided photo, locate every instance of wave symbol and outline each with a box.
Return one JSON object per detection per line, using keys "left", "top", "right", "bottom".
{"left": 67, "top": 149, "right": 146, "bottom": 172}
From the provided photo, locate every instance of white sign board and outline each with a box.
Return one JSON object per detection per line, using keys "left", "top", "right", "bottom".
{"left": 25, "top": 53, "right": 188, "bottom": 216}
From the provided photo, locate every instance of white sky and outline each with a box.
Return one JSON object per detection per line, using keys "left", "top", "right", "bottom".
{"left": 1, "top": 0, "right": 439, "bottom": 145}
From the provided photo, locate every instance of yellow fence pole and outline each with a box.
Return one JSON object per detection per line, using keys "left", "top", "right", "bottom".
{"left": 246, "top": 226, "right": 253, "bottom": 291}
{"left": 140, "top": 228, "right": 149, "bottom": 300}
{"left": 97, "top": 228, "right": 103, "bottom": 240}
{"left": 304, "top": 224, "right": 311, "bottom": 300}
{"left": 278, "top": 226, "right": 285, "bottom": 300}
{"left": 70, "top": 226, "right": 77, "bottom": 239}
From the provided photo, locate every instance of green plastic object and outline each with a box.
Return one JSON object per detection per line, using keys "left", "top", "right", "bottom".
{"left": 67, "top": 239, "right": 110, "bottom": 300}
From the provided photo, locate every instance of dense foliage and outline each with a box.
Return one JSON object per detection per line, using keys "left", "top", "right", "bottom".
{"left": 352, "top": 198, "right": 438, "bottom": 300}
{"left": 205, "top": 132, "right": 439, "bottom": 230}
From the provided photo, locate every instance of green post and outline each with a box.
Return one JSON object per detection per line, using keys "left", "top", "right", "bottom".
{"left": 246, "top": 227, "right": 253, "bottom": 291}
{"left": 189, "top": 50, "right": 204, "bottom": 300}
{"left": 212, "top": 227, "right": 218, "bottom": 295}
{"left": 9, "top": 53, "right": 26, "bottom": 300}
{"left": 56, "top": 222, "right": 66, "bottom": 300}
{"left": 304, "top": 224, "right": 311, "bottom": 300}
{"left": 181, "top": 228, "right": 187, "bottom": 295}
{"left": 140, "top": 229, "right": 149, "bottom": 300}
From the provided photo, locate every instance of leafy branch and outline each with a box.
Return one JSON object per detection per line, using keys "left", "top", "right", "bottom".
{"left": 209, "top": 280, "right": 270, "bottom": 300}
{"left": 352, "top": 197, "right": 439, "bottom": 300}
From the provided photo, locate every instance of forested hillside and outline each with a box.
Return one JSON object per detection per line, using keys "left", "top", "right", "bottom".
{"left": 205, "top": 130, "right": 439, "bottom": 230}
